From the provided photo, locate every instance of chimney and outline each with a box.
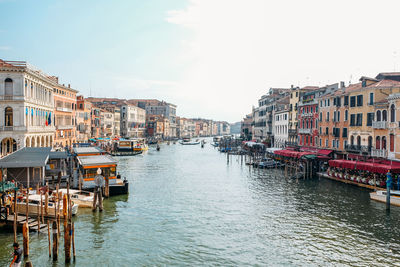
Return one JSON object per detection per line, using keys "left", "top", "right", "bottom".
{"left": 291, "top": 84, "right": 294, "bottom": 89}
{"left": 340, "top": 81, "right": 345, "bottom": 88}
{"left": 68, "top": 84, "right": 70, "bottom": 88}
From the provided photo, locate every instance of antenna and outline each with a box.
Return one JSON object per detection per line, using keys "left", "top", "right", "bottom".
{"left": 349, "top": 74, "right": 352, "bottom": 85}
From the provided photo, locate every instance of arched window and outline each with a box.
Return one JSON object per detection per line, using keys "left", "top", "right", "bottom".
{"left": 302, "top": 120, "right": 304, "bottom": 129}
{"left": 383, "top": 110, "right": 387, "bottom": 121}
{"left": 391, "top": 104, "right": 396, "bottom": 122}
{"left": 357, "top": 136, "right": 361, "bottom": 146}
{"left": 306, "top": 120, "right": 309, "bottom": 129}
{"left": 376, "top": 136, "right": 381, "bottom": 149}
{"left": 310, "top": 119, "right": 313, "bottom": 129}
{"left": 368, "top": 136, "right": 373, "bottom": 149}
{"left": 382, "top": 136, "right": 387, "bottom": 150}
{"left": 351, "top": 135, "right": 354, "bottom": 145}
{"left": 5, "top": 107, "right": 13, "bottom": 126}
{"left": 377, "top": 110, "right": 381, "bottom": 121}
{"left": 5, "top": 78, "right": 13, "bottom": 96}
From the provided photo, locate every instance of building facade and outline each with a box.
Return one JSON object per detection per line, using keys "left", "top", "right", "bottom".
{"left": 121, "top": 104, "right": 146, "bottom": 138}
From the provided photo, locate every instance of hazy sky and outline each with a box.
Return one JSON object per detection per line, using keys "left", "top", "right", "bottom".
{"left": 1, "top": 0, "right": 400, "bottom": 122}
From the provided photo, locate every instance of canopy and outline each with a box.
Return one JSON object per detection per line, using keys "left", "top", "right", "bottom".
{"left": 317, "top": 149, "right": 333, "bottom": 156}
{"left": 328, "top": 159, "right": 400, "bottom": 174}
{"left": 274, "top": 150, "right": 314, "bottom": 159}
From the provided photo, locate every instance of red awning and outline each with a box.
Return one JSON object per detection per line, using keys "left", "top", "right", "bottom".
{"left": 329, "top": 159, "right": 400, "bottom": 174}
{"left": 274, "top": 150, "right": 315, "bottom": 158}
{"left": 317, "top": 149, "right": 333, "bottom": 156}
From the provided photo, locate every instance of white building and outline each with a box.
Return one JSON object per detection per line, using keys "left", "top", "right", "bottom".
{"left": 120, "top": 104, "right": 146, "bottom": 138}
{"left": 145, "top": 101, "right": 177, "bottom": 138}
{"left": 274, "top": 97, "right": 290, "bottom": 148}
{"left": 0, "top": 60, "right": 56, "bottom": 156}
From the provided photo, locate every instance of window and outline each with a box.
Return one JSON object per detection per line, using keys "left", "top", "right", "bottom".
{"left": 332, "top": 140, "right": 335, "bottom": 148}
{"left": 319, "top": 127, "right": 322, "bottom": 134}
{"left": 328, "top": 99, "right": 330, "bottom": 106}
{"left": 342, "top": 128, "right": 348, "bottom": 138}
{"left": 311, "top": 107, "right": 313, "bottom": 113}
{"left": 333, "top": 111, "right": 336, "bottom": 122}
{"left": 356, "top": 113, "right": 363, "bottom": 126}
{"left": 351, "top": 135, "right": 354, "bottom": 145}
{"left": 345, "top": 110, "right": 348, "bottom": 121}
{"left": 296, "top": 92, "right": 298, "bottom": 97}
{"left": 382, "top": 136, "right": 387, "bottom": 150}
{"left": 376, "top": 136, "right": 381, "bottom": 149}
{"left": 326, "top": 112, "right": 329, "bottom": 122}
{"left": 325, "top": 127, "right": 329, "bottom": 135}
{"left": 333, "top": 98, "right": 336, "bottom": 106}
{"left": 320, "top": 101, "right": 323, "bottom": 107}
{"left": 383, "top": 110, "right": 387, "bottom": 121}
{"left": 5, "top": 107, "right": 13, "bottom": 126}
{"left": 344, "top": 96, "right": 349, "bottom": 106}
{"left": 310, "top": 120, "right": 313, "bottom": 129}
{"left": 320, "top": 138, "right": 322, "bottom": 146}
{"left": 391, "top": 104, "right": 396, "bottom": 122}
{"left": 319, "top": 113, "right": 322, "bottom": 121}
{"left": 390, "top": 134, "right": 395, "bottom": 152}
{"left": 350, "top": 114, "right": 356, "bottom": 126}
{"left": 337, "top": 111, "right": 340, "bottom": 121}
{"left": 336, "top": 97, "right": 341, "bottom": 107}
{"left": 369, "top": 92, "right": 374, "bottom": 105}
{"left": 350, "top": 96, "right": 356, "bottom": 107}
{"left": 290, "top": 93, "right": 293, "bottom": 98}
{"left": 377, "top": 110, "right": 381, "bottom": 121}
{"left": 344, "top": 140, "right": 348, "bottom": 148}
{"left": 5, "top": 78, "right": 13, "bottom": 96}
{"left": 356, "top": 95, "right": 363, "bottom": 107}
{"left": 367, "top": 113, "right": 374, "bottom": 126}
{"left": 325, "top": 139, "right": 328, "bottom": 147}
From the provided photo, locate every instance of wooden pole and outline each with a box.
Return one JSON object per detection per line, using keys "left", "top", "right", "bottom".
{"left": 45, "top": 182, "right": 49, "bottom": 217}
{"left": 64, "top": 222, "right": 71, "bottom": 263}
{"left": 99, "top": 187, "right": 103, "bottom": 212}
{"left": 57, "top": 191, "right": 61, "bottom": 237}
{"left": 105, "top": 175, "right": 109, "bottom": 198}
{"left": 25, "top": 188, "right": 29, "bottom": 221}
{"left": 25, "top": 261, "right": 33, "bottom": 267}
{"left": 36, "top": 184, "right": 40, "bottom": 234}
{"left": 72, "top": 221, "right": 76, "bottom": 260}
{"left": 52, "top": 221, "right": 58, "bottom": 261}
{"left": 23, "top": 222, "right": 29, "bottom": 257}
{"left": 92, "top": 188, "right": 98, "bottom": 211}
{"left": 47, "top": 221, "right": 51, "bottom": 257}
{"left": 13, "top": 189, "right": 17, "bottom": 243}
{"left": 40, "top": 189, "right": 43, "bottom": 223}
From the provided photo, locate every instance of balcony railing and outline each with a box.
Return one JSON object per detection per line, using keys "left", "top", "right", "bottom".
{"left": 56, "top": 107, "right": 73, "bottom": 113}
{"left": 288, "top": 129, "right": 297, "bottom": 135}
{"left": 372, "top": 121, "right": 387, "bottom": 129}
{"left": 371, "top": 148, "right": 387, "bottom": 158}
{"left": 300, "top": 113, "right": 314, "bottom": 117}
{"left": 4, "top": 95, "right": 12, "bottom": 100}
{"left": 298, "top": 128, "right": 312, "bottom": 134}
{"left": 345, "top": 144, "right": 371, "bottom": 153}
{"left": 0, "top": 126, "right": 14, "bottom": 131}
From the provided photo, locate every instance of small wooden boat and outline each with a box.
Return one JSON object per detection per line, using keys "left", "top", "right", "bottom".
{"left": 370, "top": 190, "right": 400, "bottom": 207}
{"left": 180, "top": 138, "right": 200, "bottom": 145}
{"left": 59, "top": 189, "right": 96, "bottom": 208}
{"left": 12, "top": 194, "right": 79, "bottom": 218}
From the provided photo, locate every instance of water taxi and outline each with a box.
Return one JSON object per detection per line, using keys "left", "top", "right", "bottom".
{"left": 110, "top": 139, "right": 142, "bottom": 156}
{"left": 370, "top": 190, "right": 400, "bottom": 207}
{"left": 77, "top": 155, "right": 128, "bottom": 196}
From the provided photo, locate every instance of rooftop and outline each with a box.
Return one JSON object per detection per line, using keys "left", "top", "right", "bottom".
{"left": 0, "top": 147, "right": 51, "bottom": 168}
{"left": 77, "top": 155, "right": 117, "bottom": 167}
{"left": 72, "top": 147, "right": 104, "bottom": 155}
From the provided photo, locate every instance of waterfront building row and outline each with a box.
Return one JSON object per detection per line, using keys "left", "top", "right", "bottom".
{"left": 241, "top": 72, "right": 400, "bottom": 161}
{"left": 0, "top": 59, "right": 230, "bottom": 157}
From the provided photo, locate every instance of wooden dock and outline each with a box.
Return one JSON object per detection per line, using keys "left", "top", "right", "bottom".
{"left": 317, "top": 172, "right": 385, "bottom": 191}
{"left": 1, "top": 214, "right": 48, "bottom": 233}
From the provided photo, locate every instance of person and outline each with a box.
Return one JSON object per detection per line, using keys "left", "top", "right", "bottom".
{"left": 10, "top": 242, "right": 22, "bottom": 267}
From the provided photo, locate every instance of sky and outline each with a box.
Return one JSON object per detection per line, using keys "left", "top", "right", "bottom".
{"left": 1, "top": 0, "right": 400, "bottom": 123}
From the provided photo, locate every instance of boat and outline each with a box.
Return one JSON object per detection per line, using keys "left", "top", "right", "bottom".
{"left": 76, "top": 155, "right": 129, "bottom": 196}
{"left": 12, "top": 194, "right": 79, "bottom": 218}
{"left": 110, "top": 139, "right": 143, "bottom": 156}
{"left": 370, "top": 190, "right": 400, "bottom": 207}
{"left": 179, "top": 138, "right": 200, "bottom": 145}
{"left": 59, "top": 189, "right": 96, "bottom": 208}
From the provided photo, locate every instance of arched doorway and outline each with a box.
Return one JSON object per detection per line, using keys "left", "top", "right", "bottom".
{"left": 31, "top": 137, "right": 35, "bottom": 147}
{"left": 25, "top": 137, "right": 30, "bottom": 147}
{"left": 368, "top": 136, "right": 372, "bottom": 150}
{"left": 357, "top": 136, "right": 361, "bottom": 146}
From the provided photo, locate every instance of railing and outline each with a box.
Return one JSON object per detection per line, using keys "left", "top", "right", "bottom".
{"left": 345, "top": 144, "right": 371, "bottom": 153}
{"left": 300, "top": 113, "right": 314, "bottom": 117}
{"left": 372, "top": 121, "right": 387, "bottom": 129}
{"left": 56, "top": 107, "right": 73, "bottom": 112}
{"left": 4, "top": 95, "right": 12, "bottom": 100}
{"left": 0, "top": 126, "right": 13, "bottom": 131}
{"left": 371, "top": 148, "right": 387, "bottom": 158}
{"left": 57, "top": 125, "right": 74, "bottom": 130}
{"left": 298, "top": 128, "right": 312, "bottom": 134}
{"left": 288, "top": 129, "right": 297, "bottom": 135}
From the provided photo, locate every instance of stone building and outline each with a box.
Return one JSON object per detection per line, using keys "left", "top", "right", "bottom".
{"left": 0, "top": 60, "right": 55, "bottom": 156}
{"left": 120, "top": 104, "right": 146, "bottom": 138}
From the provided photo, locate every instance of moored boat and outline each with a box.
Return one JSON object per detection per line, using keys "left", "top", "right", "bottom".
{"left": 59, "top": 189, "right": 96, "bottom": 208}
{"left": 179, "top": 138, "right": 200, "bottom": 145}
{"left": 370, "top": 190, "right": 400, "bottom": 207}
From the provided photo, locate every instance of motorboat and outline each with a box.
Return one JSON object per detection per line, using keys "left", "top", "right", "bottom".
{"left": 12, "top": 194, "right": 79, "bottom": 218}
{"left": 179, "top": 138, "right": 200, "bottom": 145}
{"left": 370, "top": 190, "right": 400, "bottom": 207}
{"left": 59, "top": 189, "right": 96, "bottom": 208}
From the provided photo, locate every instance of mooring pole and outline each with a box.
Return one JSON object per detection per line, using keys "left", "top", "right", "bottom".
{"left": 386, "top": 171, "right": 392, "bottom": 211}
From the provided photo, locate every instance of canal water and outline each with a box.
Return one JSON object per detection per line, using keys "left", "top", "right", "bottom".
{"left": 1, "top": 141, "right": 400, "bottom": 266}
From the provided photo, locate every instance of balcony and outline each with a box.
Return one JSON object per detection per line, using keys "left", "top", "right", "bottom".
{"left": 372, "top": 121, "right": 387, "bottom": 129}
{"left": 56, "top": 107, "right": 73, "bottom": 113}
{"left": 57, "top": 125, "right": 74, "bottom": 130}
{"left": 298, "top": 128, "right": 312, "bottom": 134}
{"left": 371, "top": 148, "right": 387, "bottom": 158}
{"left": 345, "top": 144, "right": 371, "bottom": 153}
{"left": 300, "top": 113, "right": 314, "bottom": 117}
{"left": 288, "top": 129, "right": 297, "bottom": 135}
